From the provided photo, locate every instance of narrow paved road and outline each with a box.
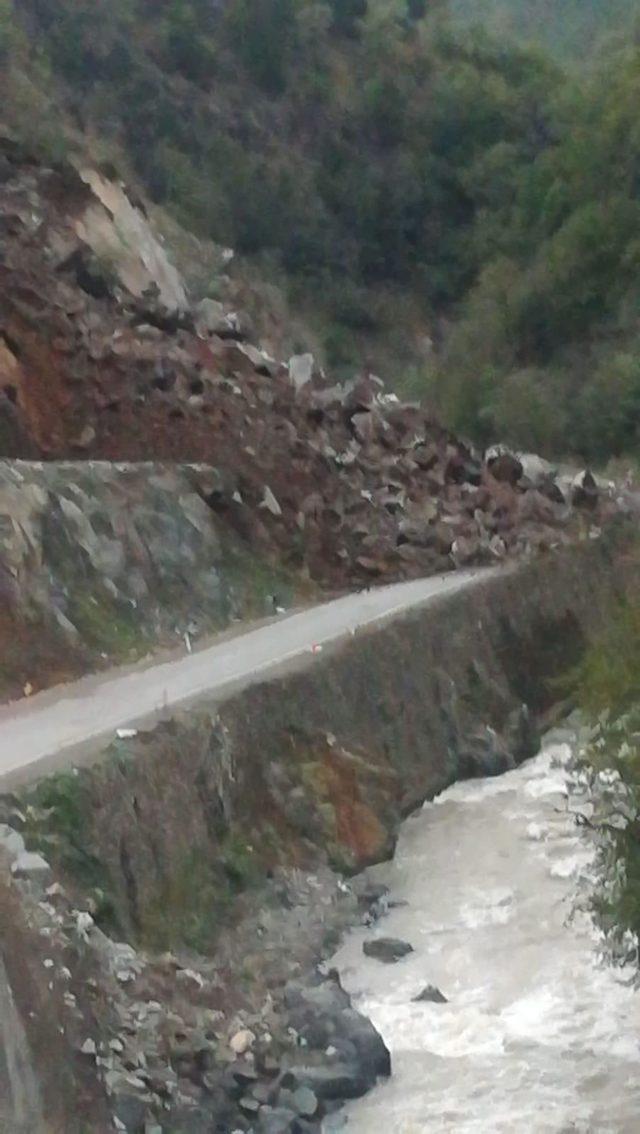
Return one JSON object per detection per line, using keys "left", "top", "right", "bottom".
{"left": 0, "top": 569, "right": 492, "bottom": 789}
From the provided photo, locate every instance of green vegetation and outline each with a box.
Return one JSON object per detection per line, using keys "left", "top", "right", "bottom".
{"left": 571, "top": 579, "right": 640, "bottom": 963}
{"left": 449, "top": 0, "right": 638, "bottom": 60}
{"left": 141, "top": 834, "right": 262, "bottom": 952}
{"left": 2, "top": 1, "right": 640, "bottom": 462}
{"left": 18, "top": 771, "right": 119, "bottom": 930}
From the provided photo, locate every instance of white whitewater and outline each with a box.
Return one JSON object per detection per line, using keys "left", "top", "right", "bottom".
{"left": 330, "top": 733, "right": 640, "bottom": 1133}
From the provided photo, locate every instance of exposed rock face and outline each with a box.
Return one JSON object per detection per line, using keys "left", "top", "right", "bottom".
{"left": 75, "top": 168, "right": 188, "bottom": 313}
{"left": 0, "top": 460, "right": 297, "bottom": 700}
{"left": 0, "top": 137, "right": 616, "bottom": 595}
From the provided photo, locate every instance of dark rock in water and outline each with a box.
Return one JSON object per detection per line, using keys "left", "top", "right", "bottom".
{"left": 458, "top": 725, "right": 513, "bottom": 779}
{"left": 505, "top": 703, "right": 539, "bottom": 764}
{"left": 363, "top": 936, "right": 413, "bottom": 963}
{"left": 412, "top": 984, "right": 448, "bottom": 1003}
{"left": 284, "top": 974, "right": 390, "bottom": 1082}
{"left": 339, "top": 1007, "right": 391, "bottom": 1077}
{"left": 281, "top": 1063, "right": 370, "bottom": 1101}
{"left": 357, "top": 882, "right": 389, "bottom": 909}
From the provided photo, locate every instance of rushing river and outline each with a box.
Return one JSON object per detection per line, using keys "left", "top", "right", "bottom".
{"left": 328, "top": 731, "right": 640, "bottom": 1133}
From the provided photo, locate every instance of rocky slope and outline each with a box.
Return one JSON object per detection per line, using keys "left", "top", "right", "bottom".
{"left": 0, "top": 459, "right": 300, "bottom": 702}
{"left": 0, "top": 134, "right": 614, "bottom": 605}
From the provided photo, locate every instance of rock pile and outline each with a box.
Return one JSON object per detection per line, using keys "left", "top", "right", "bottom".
{"left": 0, "top": 816, "right": 390, "bottom": 1134}
{"left": 0, "top": 136, "right": 615, "bottom": 590}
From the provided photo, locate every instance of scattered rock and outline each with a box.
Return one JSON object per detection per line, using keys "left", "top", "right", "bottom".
{"left": 0, "top": 823, "right": 26, "bottom": 858}
{"left": 572, "top": 469, "right": 599, "bottom": 510}
{"left": 291, "top": 1085, "right": 318, "bottom": 1117}
{"left": 485, "top": 446, "right": 523, "bottom": 486}
{"left": 505, "top": 704, "right": 540, "bottom": 763}
{"left": 112, "top": 1091, "right": 148, "bottom": 1133}
{"left": 260, "top": 486, "right": 283, "bottom": 517}
{"left": 362, "top": 937, "right": 413, "bottom": 963}
{"left": 194, "top": 297, "right": 228, "bottom": 337}
{"left": 258, "top": 1107, "right": 299, "bottom": 1134}
{"left": 230, "top": 1028, "right": 256, "bottom": 1056}
{"left": 288, "top": 353, "right": 314, "bottom": 392}
{"left": 281, "top": 1063, "right": 370, "bottom": 1101}
{"left": 11, "top": 850, "right": 51, "bottom": 880}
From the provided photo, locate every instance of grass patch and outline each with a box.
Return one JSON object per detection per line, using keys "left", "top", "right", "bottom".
{"left": 65, "top": 590, "right": 148, "bottom": 659}
{"left": 140, "top": 833, "right": 261, "bottom": 953}
{"left": 16, "top": 771, "right": 119, "bottom": 931}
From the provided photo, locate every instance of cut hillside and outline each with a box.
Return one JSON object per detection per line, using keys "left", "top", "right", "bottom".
{"left": 0, "top": 134, "right": 622, "bottom": 700}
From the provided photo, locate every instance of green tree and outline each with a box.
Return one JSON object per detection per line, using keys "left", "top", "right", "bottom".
{"left": 328, "top": 0, "right": 368, "bottom": 37}
{"left": 407, "top": 0, "right": 428, "bottom": 20}
{"left": 224, "top": 0, "right": 300, "bottom": 93}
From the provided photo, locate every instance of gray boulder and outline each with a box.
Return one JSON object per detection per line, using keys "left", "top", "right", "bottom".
{"left": 288, "top": 353, "right": 315, "bottom": 392}
{"left": 363, "top": 937, "right": 413, "bottom": 963}
{"left": 280, "top": 1063, "right": 370, "bottom": 1101}
{"left": 283, "top": 974, "right": 390, "bottom": 1089}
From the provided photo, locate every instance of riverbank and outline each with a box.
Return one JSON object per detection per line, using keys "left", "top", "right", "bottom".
{"left": 331, "top": 726, "right": 640, "bottom": 1133}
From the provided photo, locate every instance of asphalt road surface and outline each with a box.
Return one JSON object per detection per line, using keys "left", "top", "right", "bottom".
{"left": 0, "top": 569, "right": 493, "bottom": 789}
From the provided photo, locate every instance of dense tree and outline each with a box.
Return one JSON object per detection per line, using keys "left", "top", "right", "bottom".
{"left": 3, "top": 0, "right": 640, "bottom": 460}
{"left": 407, "top": 0, "right": 428, "bottom": 20}
{"left": 328, "top": 0, "right": 368, "bottom": 37}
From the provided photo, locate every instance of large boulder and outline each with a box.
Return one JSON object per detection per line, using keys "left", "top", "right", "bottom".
{"left": 485, "top": 445, "right": 523, "bottom": 486}
{"left": 362, "top": 937, "right": 413, "bottom": 963}
{"left": 288, "top": 353, "right": 315, "bottom": 392}
{"left": 571, "top": 469, "right": 599, "bottom": 510}
{"left": 194, "top": 297, "right": 229, "bottom": 337}
{"left": 283, "top": 974, "right": 390, "bottom": 1089}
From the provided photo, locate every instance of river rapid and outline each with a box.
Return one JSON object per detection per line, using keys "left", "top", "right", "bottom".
{"left": 329, "top": 731, "right": 640, "bottom": 1133}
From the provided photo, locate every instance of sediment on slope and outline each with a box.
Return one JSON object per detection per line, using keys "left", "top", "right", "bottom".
{"left": 1, "top": 533, "right": 636, "bottom": 1133}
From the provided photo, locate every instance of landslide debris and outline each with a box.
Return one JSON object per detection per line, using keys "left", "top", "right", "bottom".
{"left": 0, "top": 135, "right": 617, "bottom": 600}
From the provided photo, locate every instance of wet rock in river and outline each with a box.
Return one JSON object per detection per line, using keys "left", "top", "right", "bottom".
{"left": 283, "top": 973, "right": 390, "bottom": 1098}
{"left": 281, "top": 1063, "right": 370, "bottom": 1101}
{"left": 363, "top": 937, "right": 413, "bottom": 963}
{"left": 412, "top": 984, "right": 448, "bottom": 1003}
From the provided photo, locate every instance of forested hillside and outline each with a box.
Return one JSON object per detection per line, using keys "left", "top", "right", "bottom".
{"left": 2, "top": 0, "right": 640, "bottom": 460}
{"left": 449, "top": 0, "right": 637, "bottom": 59}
